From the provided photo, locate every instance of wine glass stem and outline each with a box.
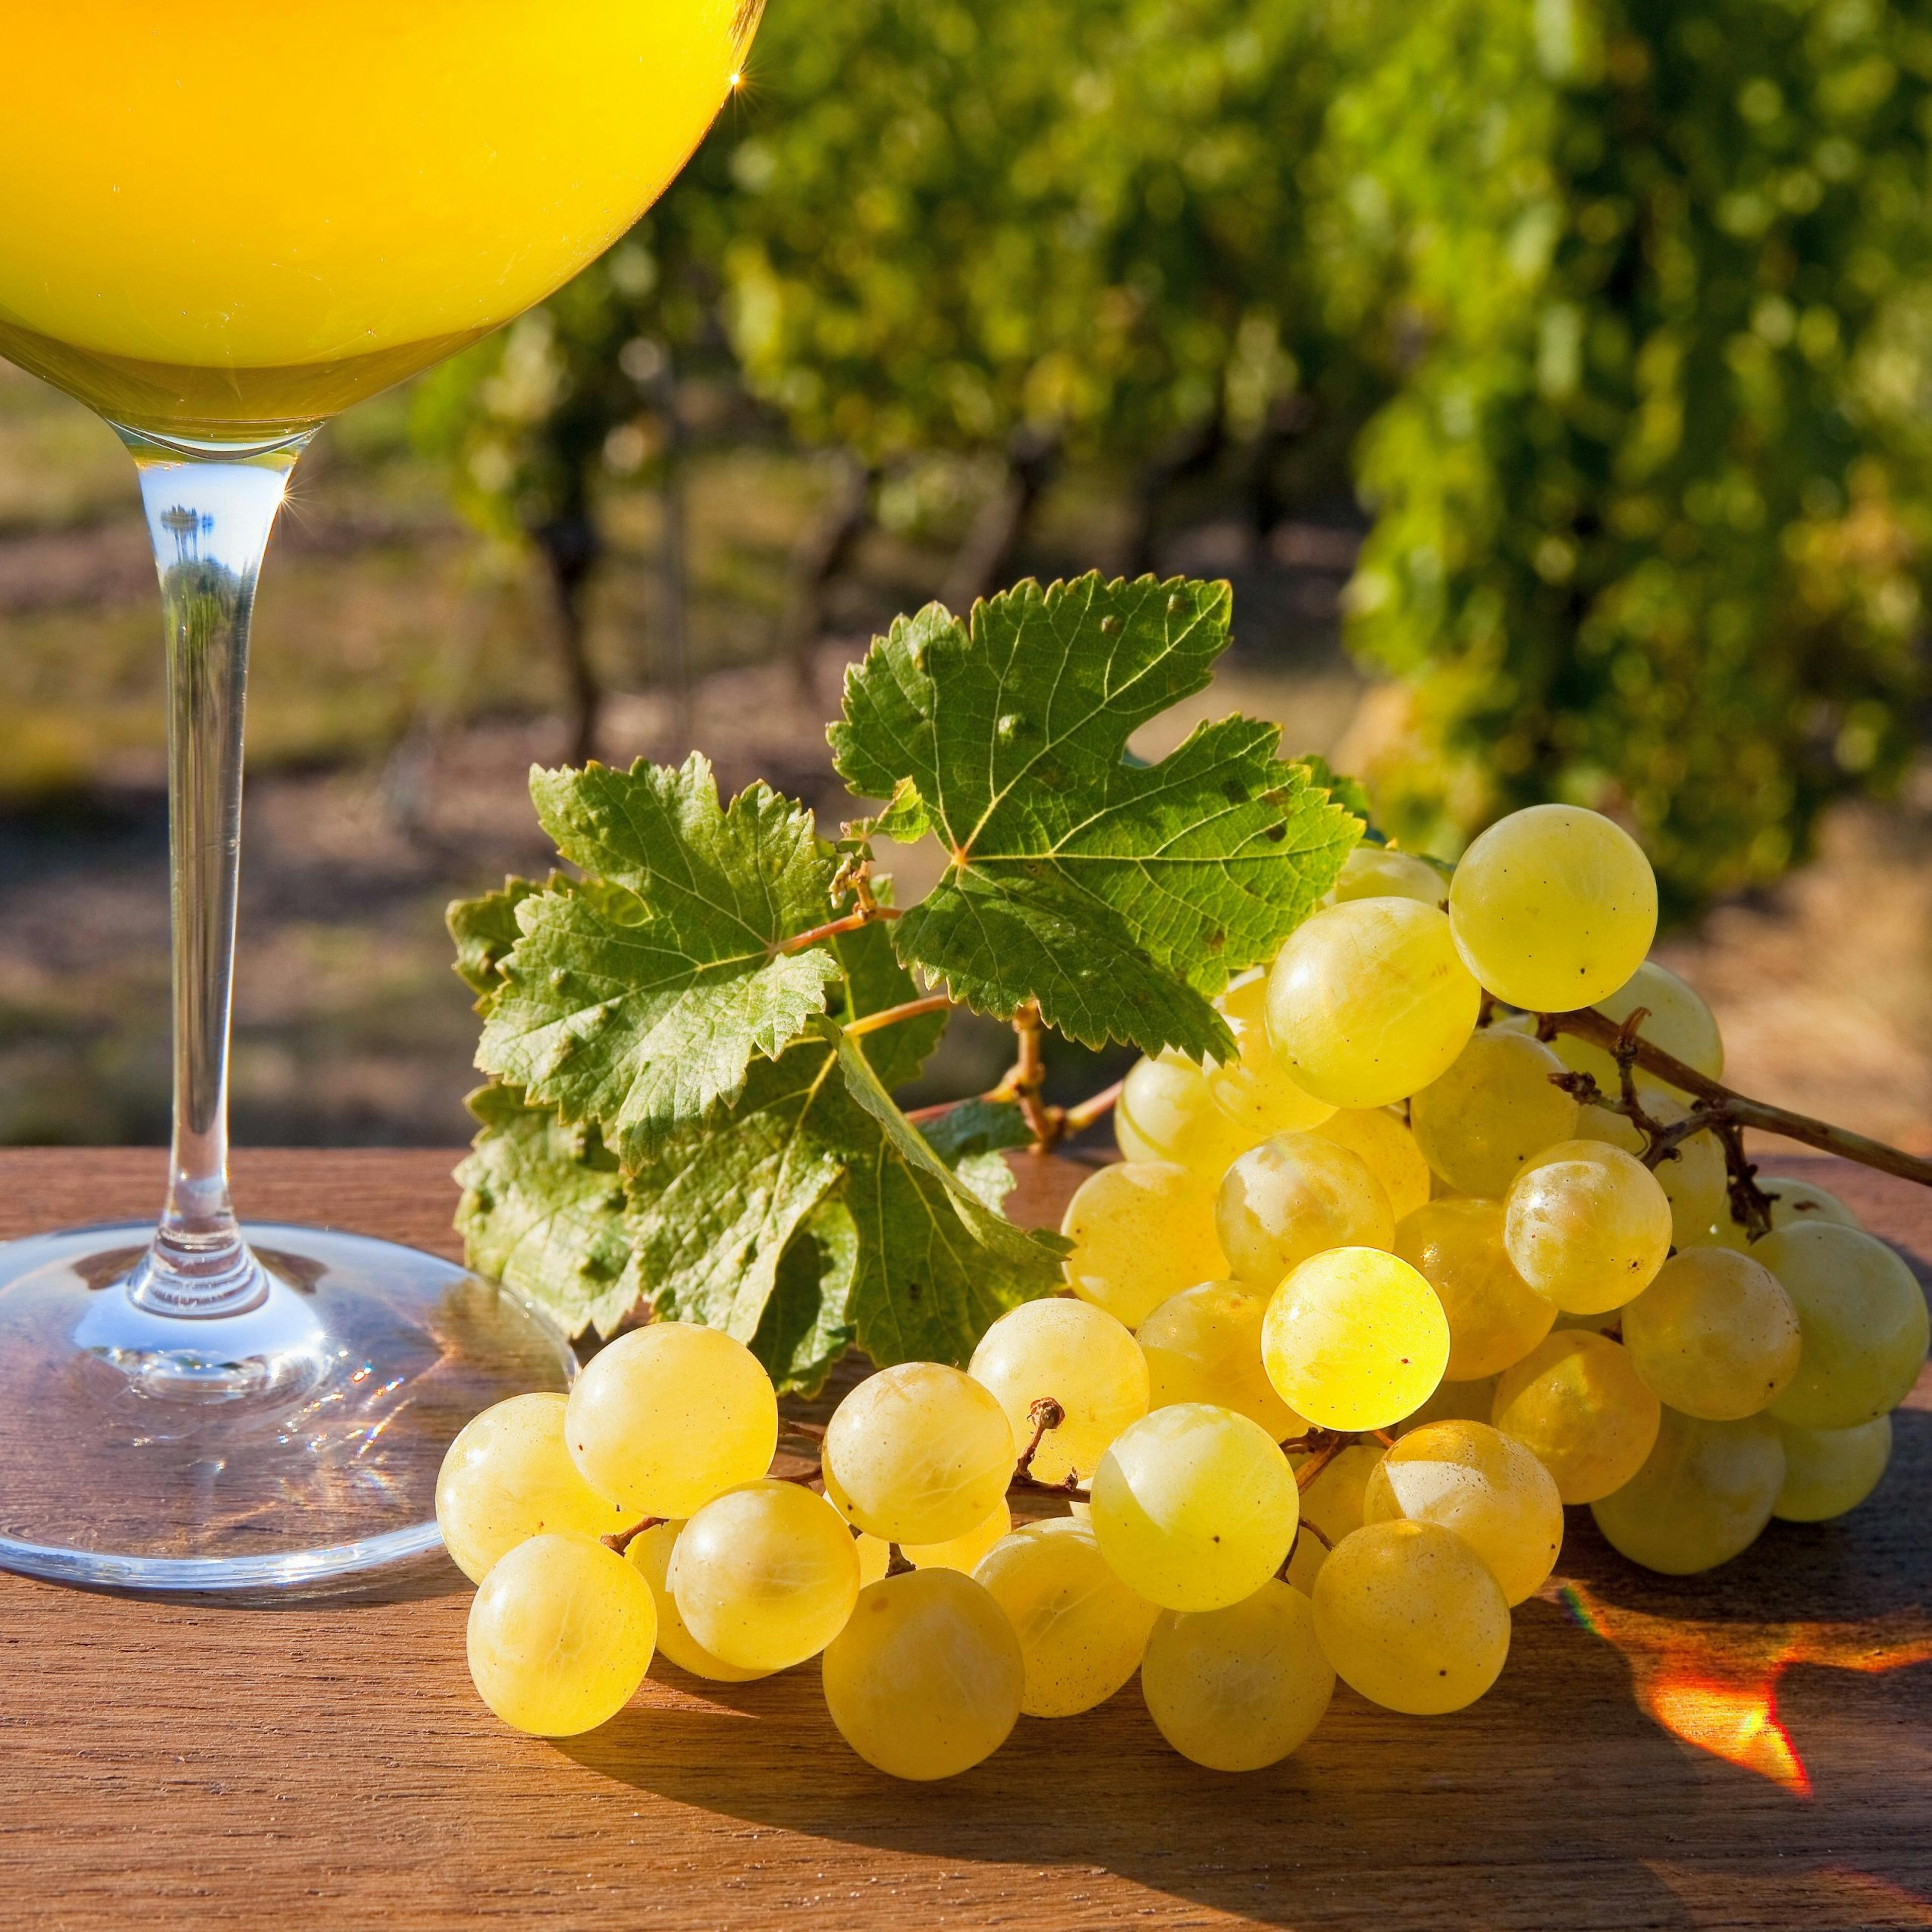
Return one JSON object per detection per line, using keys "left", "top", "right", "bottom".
{"left": 119, "top": 429, "right": 309, "bottom": 1318}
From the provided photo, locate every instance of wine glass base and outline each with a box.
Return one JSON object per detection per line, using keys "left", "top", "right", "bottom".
{"left": 0, "top": 1221, "right": 575, "bottom": 1593}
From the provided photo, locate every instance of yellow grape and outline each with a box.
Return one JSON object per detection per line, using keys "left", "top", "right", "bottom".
{"left": 969, "top": 1297, "right": 1150, "bottom": 1485}
{"left": 1206, "top": 974, "right": 1338, "bottom": 1139}
{"left": 1312, "top": 1107, "right": 1432, "bottom": 1220}
{"left": 1774, "top": 1415, "right": 1893, "bottom": 1522}
{"left": 1283, "top": 1441, "right": 1384, "bottom": 1593}
{"left": 1261, "top": 1247, "right": 1449, "bottom": 1432}
{"left": 466, "top": 1531, "right": 657, "bottom": 1736}
{"left": 1089, "top": 1403, "right": 1299, "bottom": 1611}
{"left": 1502, "top": 1139, "right": 1671, "bottom": 1314}
{"left": 1264, "top": 897, "right": 1481, "bottom": 1108}
{"left": 669, "top": 1480, "right": 859, "bottom": 1672}
{"left": 854, "top": 1532, "right": 893, "bottom": 1587}
{"left": 1141, "top": 1579, "right": 1335, "bottom": 1771}
{"left": 821, "top": 1570, "right": 1024, "bottom": 1780}
{"left": 973, "top": 1517, "right": 1161, "bottom": 1716}
{"left": 1329, "top": 843, "right": 1448, "bottom": 907}
{"left": 1447, "top": 803, "right": 1658, "bottom": 1010}
{"left": 1060, "top": 1159, "right": 1226, "bottom": 1329}
{"left": 1490, "top": 1330, "right": 1661, "bottom": 1503}
{"left": 437, "top": 1391, "right": 632, "bottom": 1584}
{"left": 1590, "top": 1408, "right": 1785, "bottom": 1574}
{"left": 1215, "top": 1132, "right": 1395, "bottom": 1292}
{"left": 1396, "top": 1375, "right": 1500, "bottom": 1435}
{"left": 1551, "top": 958, "right": 1725, "bottom": 1094}
{"left": 1312, "top": 1520, "right": 1510, "bottom": 1715}
{"left": 1621, "top": 1247, "right": 1801, "bottom": 1421}
{"left": 903, "top": 1499, "right": 1012, "bottom": 1574}
{"left": 1138, "top": 1278, "right": 1303, "bottom": 1439}
{"left": 566, "top": 1322, "right": 777, "bottom": 1517}
{"left": 1115, "top": 1051, "right": 1255, "bottom": 1189}
{"left": 1361, "top": 1419, "right": 1562, "bottom": 1605}
{"left": 1759, "top": 1224, "right": 1930, "bottom": 1429}
{"left": 1576, "top": 1098, "right": 1726, "bottom": 1249}
{"left": 1760, "top": 1174, "right": 1861, "bottom": 1232}
{"left": 626, "top": 1520, "right": 770, "bottom": 1684}
{"left": 1394, "top": 1198, "right": 1556, "bottom": 1380}
{"left": 822, "top": 1360, "right": 1015, "bottom": 1545}
{"left": 1410, "top": 1028, "right": 1579, "bottom": 1198}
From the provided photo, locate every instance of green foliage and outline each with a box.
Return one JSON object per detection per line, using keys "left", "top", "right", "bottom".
{"left": 831, "top": 573, "right": 1360, "bottom": 1058}
{"left": 1323, "top": 0, "right": 1932, "bottom": 906}
{"left": 476, "top": 757, "right": 845, "bottom": 1163}
{"left": 452, "top": 576, "right": 1360, "bottom": 1383}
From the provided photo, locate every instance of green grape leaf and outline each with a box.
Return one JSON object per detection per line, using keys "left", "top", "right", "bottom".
{"left": 475, "top": 755, "right": 846, "bottom": 1163}
{"left": 448, "top": 875, "right": 543, "bottom": 1007}
{"left": 751, "top": 1199, "right": 861, "bottom": 1394}
{"left": 830, "top": 572, "right": 1361, "bottom": 1060}
{"left": 453, "top": 1082, "right": 637, "bottom": 1340}
{"left": 1296, "top": 755, "right": 1375, "bottom": 827}
{"left": 620, "top": 1018, "right": 1064, "bottom": 1386}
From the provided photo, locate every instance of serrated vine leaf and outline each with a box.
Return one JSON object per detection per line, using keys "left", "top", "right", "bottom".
{"left": 475, "top": 755, "right": 845, "bottom": 1162}
{"left": 454, "top": 1083, "right": 637, "bottom": 1340}
{"left": 617, "top": 929, "right": 1064, "bottom": 1384}
{"left": 830, "top": 573, "right": 1361, "bottom": 1059}
{"left": 449, "top": 875, "right": 542, "bottom": 1005}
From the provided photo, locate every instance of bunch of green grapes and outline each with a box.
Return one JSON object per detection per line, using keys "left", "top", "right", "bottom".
{"left": 438, "top": 806, "right": 1925, "bottom": 1778}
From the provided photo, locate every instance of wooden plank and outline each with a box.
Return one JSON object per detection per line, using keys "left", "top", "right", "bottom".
{"left": 0, "top": 1146, "right": 1926, "bottom": 1932}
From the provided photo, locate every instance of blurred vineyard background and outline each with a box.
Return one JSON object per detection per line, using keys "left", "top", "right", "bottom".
{"left": 7, "top": 0, "right": 1932, "bottom": 1151}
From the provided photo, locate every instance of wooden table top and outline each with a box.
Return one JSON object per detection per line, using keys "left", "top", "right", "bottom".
{"left": 0, "top": 1145, "right": 1927, "bottom": 1932}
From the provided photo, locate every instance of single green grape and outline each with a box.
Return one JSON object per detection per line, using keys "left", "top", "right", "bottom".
{"left": 669, "top": 1480, "right": 859, "bottom": 1672}
{"left": 1060, "top": 1158, "right": 1227, "bottom": 1330}
{"left": 1490, "top": 1330, "right": 1660, "bottom": 1504}
{"left": 1502, "top": 1139, "right": 1672, "bottom": 1314}
{"left": 1089, "top": 1403, "right": 1299, "bottom": 1612}
{"left": 1138, "top": 1278, "right": 1303, "bottom": 1439}
{"left": 437, "top": 1391, "right": 633, "bottom": 1584}
{"left": 1206, "top": 973, "right": 1338, "bottom": 1140}
{"left": 1141, "top": 1579, "right": 1335, "bottom": 1771}
{"left": 973, "top": 1517, "right": 1161, "bottom": 1717}
{"left": 1550, "top": 958, "right": 1725, "bottom": 1095}
{"left": 1410, "top": 1028, "right": 1579, "bottom": 1199}
{"left": 1395, "top": 1198, "right": 1555, "bottom": 1381}
{"left": 1115, "top": 1051, "right": 1255, "bottom": 1190}
{"left": 1711, "top": 1173, "right": 1863, "bottom": 1251}
{"left": 1395, "top": 1375, "right": 1501, "bottom": 1435}
{"left": 1773, "top": 1414, "right": 1893, "bottom": 1522}
{"left": 969, "top": 1297, "right": 1150, "bottom": 1485}
{"left": 626, "top": 1520, "right": 770, "bottom": 1683}
{"left": 1329, "top": 843, "right": 1448, "bottom": 908}
{"left": 566, "top": 1322, "right": 778, "bottom": 1518}
{"left": 1264, "top": 897, "right": 1481, "bottom": 1108}
{"left": 1312, "top": 1520, "right": 1510, "bottom": 1715}
{"left": 822, "top": 1360, "right": 1015, "bottom": 1545}
{"left": 1312, "top": 1107, "right": 1433, "bottom": 1220}
{"left": 1283, "top": 1441, "right": 1385, "bottom": 1593}
{"left": 1575, "top": 1099, "right": 1727, "bottom": 1250}
{"left": 821, "top": 1570, "right": 1024, "bottom": 1780}
{"left": 1215, "top": 1132, "right": 1395, "bottom": 1293}
{"left": 1361, "top": 1419, "right": 1562, "bottom": 1605}
{"left": 1621, "top": 1247, "right": 1801, "bottom": 1421}
{"left": 1262, "top": 1246, "right": 1450, "bottom": 1431}
{"left": 466, "top": 1531, "right": 657, "bottom": 1736}
{"left": 902, "top": 1499, "right": 1012, "bottom": 1574}
{"left": 1590, "top": 1408, "right": 1785, "bottom": 1575}
{"left": 1754, "top": 1224, "right": 1929, "bottom": 1429}
{"left": 1447, "top": 803, "right": 1657, "bottom": 1011}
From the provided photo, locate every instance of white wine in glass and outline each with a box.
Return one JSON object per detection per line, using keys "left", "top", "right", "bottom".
{"left": 0, "top": 0, "right": 760, "bottom": 1589}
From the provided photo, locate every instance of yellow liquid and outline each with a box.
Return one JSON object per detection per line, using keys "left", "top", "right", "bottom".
{"left": 0, "top": 0, "right": 756, "bottom": 440}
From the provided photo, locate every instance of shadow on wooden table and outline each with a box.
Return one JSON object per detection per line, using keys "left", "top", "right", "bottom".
{"left": 554, "top": 1411, "right": 1932, "bottom": 1932}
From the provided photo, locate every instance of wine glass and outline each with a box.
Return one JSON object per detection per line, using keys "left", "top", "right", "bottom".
{"left": 0, "top": 1, "right": 759, "bottom": 1589}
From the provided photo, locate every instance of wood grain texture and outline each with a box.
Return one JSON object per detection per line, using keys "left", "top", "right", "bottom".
{"left": 0, "top": 1147, "right": 1927, "bottom": 1932}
